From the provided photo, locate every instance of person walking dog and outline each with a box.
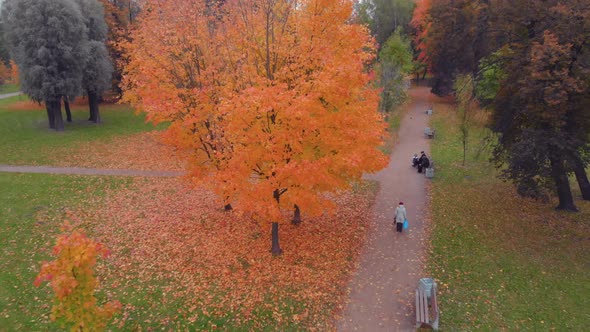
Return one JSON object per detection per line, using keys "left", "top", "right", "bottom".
{"left": 394, "top": 201, "right": 407, "bottom": 233}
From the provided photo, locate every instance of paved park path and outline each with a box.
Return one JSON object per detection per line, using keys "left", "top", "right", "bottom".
{"left": 0, "top": 91, "right": 23, "bottom": 99}
{"left": 337, "top": 86, "right": 433, "bottom": 331}
{"left": 0, "top": 164, "right": 183, "bottom": 177}
{"left": 0, "top": 91, "right": 181, "bottom": 177}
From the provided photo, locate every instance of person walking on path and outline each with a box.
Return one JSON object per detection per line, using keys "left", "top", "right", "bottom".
{"left": 337, "top": 86, "right": 431, "bottom": 331}
{"left": 394, "top": 201, "right": 407, "bottom": 233}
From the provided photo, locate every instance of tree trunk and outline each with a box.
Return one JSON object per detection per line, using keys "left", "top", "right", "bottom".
{"left": 573, "top": 159, "right": 590, "bottom": 200}
{"left": 462, "top": 136, "right": 467, "bottom": 166}
{"left": 291, "top": 204, "right": 301, "bottom": 225}
{"left": 50, "top": 98, "right": 64, "bottom": 131}
{"left": 271, "top": 222, "right": 282, "bottom": 256}
{"left": 88, "top": 90, "right": 101, "bottom": 123}
{"left": 271, "top": 189, "right": 283, "bottom": 255}
{"left": 45, "top": 102, "right": 55, "bottom": 129}
{"left": 550, "top": 156, "right": 577, "bottom": 211}
{"left": 224, "top": 204, "right": 233, "bottom": 211}
{"left": 63, "top": 96, "right": 72, "bottom": 122}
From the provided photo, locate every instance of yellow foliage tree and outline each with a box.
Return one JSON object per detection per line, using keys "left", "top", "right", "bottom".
{"left": 34, "top": 224, "right": 121, "bottom": 331}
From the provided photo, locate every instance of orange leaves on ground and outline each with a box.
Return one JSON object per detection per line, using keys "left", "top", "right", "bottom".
{"left": 34, "top": 224, "right": 121, "bottom": 331}
{"left": 50, "top": 131, "right": 186, "bottom": 171}
{"left": 89, "top": 178, "right": 375, "bottom": 328}
{"left": 123, "top": 0, "right": 388, "bottom": 235}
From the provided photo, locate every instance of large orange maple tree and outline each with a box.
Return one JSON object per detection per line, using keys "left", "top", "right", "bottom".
{"left": 123, "top": 0, "right": 388, "bottom": 254}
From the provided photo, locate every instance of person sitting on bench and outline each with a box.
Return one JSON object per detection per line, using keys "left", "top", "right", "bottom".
{"left": 412, "top": 153, "right": 420, "bottom": 167}
{"left": 417, "top": 151, "right": 428, "bottom": 173}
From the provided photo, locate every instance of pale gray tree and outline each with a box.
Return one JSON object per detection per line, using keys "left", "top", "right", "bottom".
{"left": 2, "top": 0, "right": 87, "bottom": 131}
{"left": 76, "top": 0, "right": 113, "bottom": 123}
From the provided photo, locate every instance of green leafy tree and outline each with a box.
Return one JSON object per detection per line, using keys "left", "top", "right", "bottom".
{"left": 378, "top": 29, "right": 413, "bottom": 112}
{"left": 453, "top": 74, "right": 477, "bottom": 166}
{"left": 354, "top": 0, "right": 415, "bottom": 46}
{"left": 425, "top": 0, "right": 590, "bottom": 208}
{"left": 475, "top": 51, "right": 506, "bottom": 107}
{"left": 426, "top": 0, "right": 496, "bottom": 95}
{"left": 491, "top": 31, "right": 588, "bottom": 211}
{"left": 76, "top": 0, "right": 114, "bottom": 123}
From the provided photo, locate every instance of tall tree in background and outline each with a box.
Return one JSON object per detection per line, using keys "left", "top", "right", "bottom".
{"left": 124, "top": 0, "right": 388, "bottom": 255}
{"left": 424, "top": 0, "right": 494, "bottom": 95}
{"left": 378, "top": 29, "right": 413, "bottom": 112}
{"left": 2, "top": 0, "right": 87, "bottom": 131}
{"left": 354, "top": 0, "right": 415, "bottom": 46}
{"left": 409, "top": 0, "right": 431, "bottom": 80}
{"left": 0, "top": 22, "right": 10, "bottom": 65}
{"left": 372, "top": 0, "right": 415, "bottom": 46}
{"left": 491, "top": 33, "right": 582, "bottom": 210}
{"left": 453, "top": 74, "right": 477, "bottom": 166}
{"left": 488, "top": 1, "right": 590, "bottom": 210}
{"left": 422, "top": 0, "right": 589, "bottom": 210}
{"left": 77, "top": 0, "right": 114, "bottom": 123}
{"left": 99, "top": 0, "right": 140, "bottom": 97}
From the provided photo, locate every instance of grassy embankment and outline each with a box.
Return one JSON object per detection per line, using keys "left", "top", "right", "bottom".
{"left": 428, "top": 98, "right": 589, "bottom": 330}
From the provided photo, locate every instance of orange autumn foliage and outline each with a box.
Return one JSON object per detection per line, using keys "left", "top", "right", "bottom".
{"left": 34, "top": 224, "right": 121, "bottom": 331}
{"left": 123, "top": 0, "right": 387, "bottom": 250}
{"left": 0, "top": 61, "right": 10, "bottom": 84}
{"left": 410, "top": 0, "right": 432, "bottom": 68}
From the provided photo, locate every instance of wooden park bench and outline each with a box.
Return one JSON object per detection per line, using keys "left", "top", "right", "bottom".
{"left": 416, "top": 278, "right": 439, "bottom": 330}
{"left": 424, "top": 127, "right": 435, "bottom": 139}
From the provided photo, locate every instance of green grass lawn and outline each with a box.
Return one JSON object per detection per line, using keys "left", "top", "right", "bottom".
{"left": 428, "top": 102, "right": 590, "bottom": 330}
{"left": 0, "top": 98, "right": 161, "bottom": 165}
{"left": 0, "top": 173, "right": 131, "bottom": 330}
{"left": 0, "top": 172, "right": 361, "bottom": 330}
{"left": 0, "top": 83, "right": 21, "bottom": 94}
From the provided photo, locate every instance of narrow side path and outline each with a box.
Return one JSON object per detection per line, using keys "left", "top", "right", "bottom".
{"left": 0, "top": 91, "right": 22, "bottom": 99}
{"left": 0, "top": 164, "right": 183, "bottom": 177}
{"left": 337, "top": 86, "right": 432, "bottom": 331}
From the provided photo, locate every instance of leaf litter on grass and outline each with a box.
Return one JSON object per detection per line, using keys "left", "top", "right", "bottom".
{"left": 427, "top": 96, "right": 590, "bottom": 330}
{"left": 74, "top": 177, "right": 376, "bottom": 329}
{"left": 49, "top": 131, "right": 187, "bottom": 172}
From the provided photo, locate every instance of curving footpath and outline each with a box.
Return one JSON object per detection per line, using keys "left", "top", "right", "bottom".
{"left": 0, "top": 164, "right": 183, "bottom": 177}
{"left": 0, "top": 91, "right": 23, "bottom": 99}
{"left": 337, "top": 86, "right": 432, "bottom": 331}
